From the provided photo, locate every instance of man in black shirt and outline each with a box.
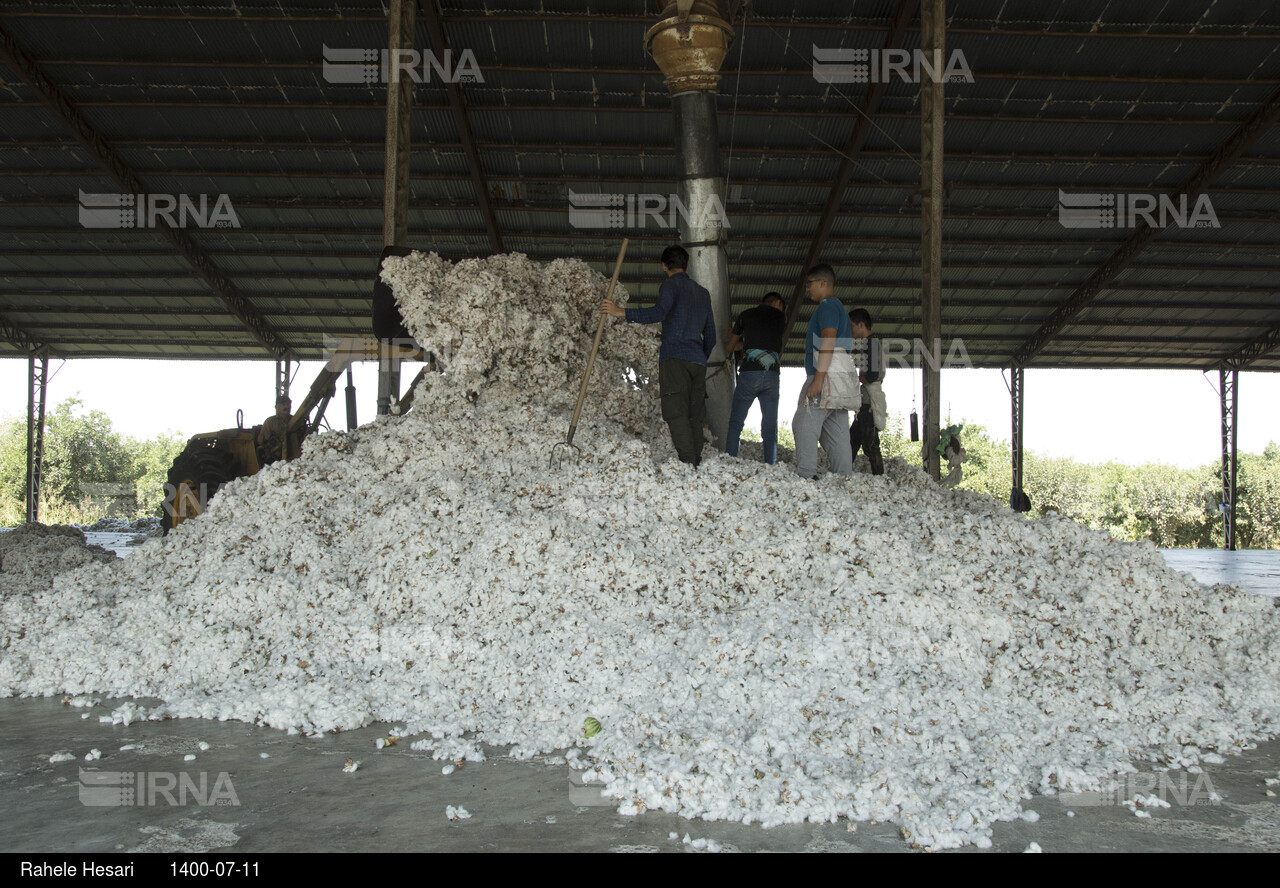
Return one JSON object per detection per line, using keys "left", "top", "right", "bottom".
{"left": 724, "top": 292, "right": 787, "bottom": 464}
{"left": 848, "top": 308, "right": 885, "bottom": 475}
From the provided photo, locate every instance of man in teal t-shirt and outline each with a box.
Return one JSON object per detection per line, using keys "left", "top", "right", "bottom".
{"left": 793, "top": 263, "right": 853, "bottom": 480}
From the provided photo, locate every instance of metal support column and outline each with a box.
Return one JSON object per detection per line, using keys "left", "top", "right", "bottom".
{"left": 646, "top": 2, "right": 735, "bottom": 449}
{"left": 920, "top": 0, "right": 945, "bottom": 482}
{"left": 25, "top": 348, "right": 49, "bottom": 524}
{"left": 378, "top": 0, "right": 414, "bottom": 415}
{"left": 674, "top": 89, "right": 733, "bottom": 448}
{"left": 1010, "top": 367, "right": 1028, "bottom": 511}
{"left": 275, "top": 359, "right": 291, "bottom": 403}
{"left": 1220, "top": 367, "right": 1238, "bottom": 551}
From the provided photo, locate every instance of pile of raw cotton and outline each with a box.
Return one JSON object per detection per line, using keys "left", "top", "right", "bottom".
{"left": 381, "top": 251, "right": 666, "bottom": 445}
{"left": 0, "top": 523, "right": 115, "bottom": 596}
{"left": 2, "top": 252, "right": 1278, "bottom": 850}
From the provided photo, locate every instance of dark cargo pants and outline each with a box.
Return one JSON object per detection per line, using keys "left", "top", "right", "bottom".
{"left": 849, "top": 404, "right": 884, "bottom": 475}
{"left": 658, "top": 358, "right": 706, "bottom": 466}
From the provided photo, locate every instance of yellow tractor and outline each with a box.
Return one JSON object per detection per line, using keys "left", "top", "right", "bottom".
{"left": 161, "top": 338, "right": 428, "bottom": 533}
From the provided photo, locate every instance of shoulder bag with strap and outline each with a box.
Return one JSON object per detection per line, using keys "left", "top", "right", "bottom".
{"left": 816, "top": 347, "right": 861, "bottom": 411}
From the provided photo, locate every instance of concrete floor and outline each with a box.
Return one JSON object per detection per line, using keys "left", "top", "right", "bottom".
{"left": 1, "top": 697, "right": 1277, "bottom": 853}
{"left": 3, "top": 536, "right": 1271, "bottom": 852}
{"left": 1160, "top": 549, "right": 1280, "bottom": 598}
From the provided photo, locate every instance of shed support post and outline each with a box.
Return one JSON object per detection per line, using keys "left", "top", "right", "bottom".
{"left": 379, "top": 0, "right": 414, "bottom": 415}
{"left": 25, "top": 348, "right": 49, "bottom": 524}
{"left": 1220, "top": 368, "right": 1238, "bottom": 551}
{"left": 646, "top": 2, "right": 735, "bottom": 449}
{"left": 1010, "top": 367, "right": 1029, "bottom": 511}
{"left": 920, "top": 0, "right": 945, "bottom": 481}
{"left": 275, "top": 359, "right": 291, "bottom": 403}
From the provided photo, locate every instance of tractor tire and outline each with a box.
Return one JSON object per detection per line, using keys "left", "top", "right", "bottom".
{"left": 161, "top": 444, "right": 242, "bottom": 534}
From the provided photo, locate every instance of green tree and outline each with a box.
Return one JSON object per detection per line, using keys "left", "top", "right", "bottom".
{"left": 0, "top": 398, "right": 185, "bottom": 524}
{"left": 879, "top": 412, "right": 922, "bottom": 467}
{"left": 127, "top": 431, "right": 188, "bottom": 514}
{"left": 37, "top": 398, "right": 135, "bottom": 506}
{"left": 1236, "top": 452, "right": 1280, "bottom": 549}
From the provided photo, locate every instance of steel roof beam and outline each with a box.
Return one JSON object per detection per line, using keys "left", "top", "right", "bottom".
{"left": 0, "top": 97, "right": 1264, "bottom": 128}
{"left": 13, "top": 138, "right": 1280, "bottom": 168}
{"left": 0, "top": 312, "right": 46, "bottom": 353}
{"left": 29, "top": 56, "right": 1280, "bottom": 86}
{"left": 10, "top": 258, "right": 1278, "bottom": 277}
{"left": 417, "top": 0, "right": 502, "bottom": 253}
{"left": 1008, "top": 84, "right": 1280, "bottom": 368}
{"left": 14, "top": 228, "right": 1280, "bottom": 259}
{"left": 0, "top": 22, "right": 291, "bottom": 359}
{"left": 8, "top": 196, "right": 1280, "bottom": 226}
{"left": 7, "top": 238, "right": 1280, "bottom": 255}
{"left": 6, "top": 287, "right": 1278, "bottom": 307}
{"left": 13, "top": 165, "right": 1280, "bottom": 197}
{"left": 1217, "top": 323, "right": 1280, "bottom": 370}
{"left": 5, "top": 9, "right": 1278, "bottom": 40}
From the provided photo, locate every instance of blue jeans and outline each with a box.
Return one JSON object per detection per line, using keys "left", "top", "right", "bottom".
{"left": 725, "top": 370, "right": 780, "bottom": 464}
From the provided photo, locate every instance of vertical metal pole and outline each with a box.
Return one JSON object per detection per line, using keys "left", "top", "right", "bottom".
{"left": 1220, "top": 367, "right": 1238, "bottom": 551}
{"left": 673, "top": 89, "right": 733, "bottom": 449}
{"left": 920, "top": 0, "right": 945, "bottom": 482}
{"left": 25, "top": 348, "right": 48, "bottom": 524}
{"left": 379, "top": 0, "right": 414, "bottom": 415}
{"left": 646, "top": 3, "right": 735, "bottom": 449}
{"left": 275, "top": 359, "right": 291, "bottom": 402}
{"left": 1010, "top": 367, "right": 1026, "bottom": 510}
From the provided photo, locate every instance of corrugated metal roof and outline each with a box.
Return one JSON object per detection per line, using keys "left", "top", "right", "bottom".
{"left": 0, "top": 0, "right": 1276, "bottom": 370}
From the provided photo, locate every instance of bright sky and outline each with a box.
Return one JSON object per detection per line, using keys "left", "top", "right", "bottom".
{"left": 2, "top": 359, "right": 1277, "bottom": 469}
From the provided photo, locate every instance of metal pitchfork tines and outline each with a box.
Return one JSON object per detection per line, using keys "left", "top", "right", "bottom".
{"left": 552, "top": 237, "right": 629, "bottom": 469}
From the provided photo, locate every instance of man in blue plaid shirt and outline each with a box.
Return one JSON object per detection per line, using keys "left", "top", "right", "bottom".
{"left": 602, "top": 245, "right": 716, "bottom": 466}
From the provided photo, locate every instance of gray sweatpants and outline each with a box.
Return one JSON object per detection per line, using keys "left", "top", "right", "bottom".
{"left": 792, "top": 386, "right": 852, "bottom": 480}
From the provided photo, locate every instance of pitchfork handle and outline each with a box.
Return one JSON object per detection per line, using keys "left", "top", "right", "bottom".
{"left": 566, "top": 238, "right": 629, "bottom": 445}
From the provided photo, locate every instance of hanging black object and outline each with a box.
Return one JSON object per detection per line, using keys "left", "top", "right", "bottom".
{"left": 909, "top": 409, "right": 920, "bottom": 442}
{"left": 372, "top": 245, "right": 416, "bottom": 343}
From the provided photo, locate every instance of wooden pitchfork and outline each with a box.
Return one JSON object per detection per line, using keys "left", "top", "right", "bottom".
{"left": 552, "top": 238, "right": 629, "bottom": 468}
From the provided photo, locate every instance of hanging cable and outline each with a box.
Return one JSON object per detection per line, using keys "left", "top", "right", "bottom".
{"left": 1201, "top": 369, "right": 1222, "bottom": 399}
{"left": 723, "top": 5, "right": 749, "bottom": 192}
{"left": 752, "top": 17, "right": 926, "bottom": 177}
{"left": 45, "top": 358, "right": 67, "bottom": 385}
